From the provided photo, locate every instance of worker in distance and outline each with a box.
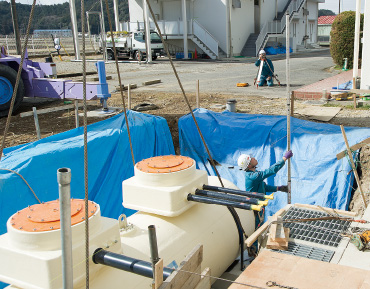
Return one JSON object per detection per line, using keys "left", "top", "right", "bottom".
{"left": 254, "top": 49, "right": 275, "bottom": 87}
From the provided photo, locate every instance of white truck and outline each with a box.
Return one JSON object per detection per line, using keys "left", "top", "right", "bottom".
{"left": 104, "top": 30, "right": 163, "bottom": 61}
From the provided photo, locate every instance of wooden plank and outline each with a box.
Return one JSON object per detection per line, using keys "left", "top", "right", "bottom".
{"left": 294, "top": 203, "right": 357, "bottom": 217}
{"left": 336, "top": 137, "right": 370, "bottom": 160}
{"left": 115, "top": 83, "right": 137, "bottom": 91}
{"left": 159, "top": 244, "right": 203, "bottom": 289}
{"left": 89, "top": 75, "right": 112, "bottom": 81}
{"left": 152, "top": 259, "right": 164, "bottom": 289}
{"left": 245, "top": 208, "right": 286, "bottom": 248}
{"left": 181, "top": 264, "right": 202, "bottom": 289}
{"left": 229, "top": 250, "right": 370, "bottom": 289}
{"left": 266, "top": 228, "right": 289, "bottom": 250}
{"left": 143, "top": 79, "right": 161, "bottom": 86}
{"left": 194, "top": 267, "right": 211, "bottom": 289}
{"left": 20, "top": 104, "right": 75, "bottom": 118}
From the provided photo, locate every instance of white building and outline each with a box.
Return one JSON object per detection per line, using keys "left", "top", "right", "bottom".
{"left": 361, "top": 1, "right": 370, "bottom": 89}
{"left": 126, "top": 0, "right": 325, "bottom": 59}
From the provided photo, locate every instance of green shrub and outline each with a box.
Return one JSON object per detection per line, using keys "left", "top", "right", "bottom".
{"left": 330, "top": 11, "right": 364, "bottom": 69}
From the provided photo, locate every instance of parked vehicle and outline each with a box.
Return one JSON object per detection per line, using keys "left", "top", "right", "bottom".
{"left": 104, "top": 30, "right": 163, "bottom": 61}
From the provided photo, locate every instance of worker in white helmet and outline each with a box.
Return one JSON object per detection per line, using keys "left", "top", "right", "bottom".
{"left": 255, "top": 49, "right": 274, "bottom": 87}
{"left": 237, "top": 150, "right": 293, "bottom": 196}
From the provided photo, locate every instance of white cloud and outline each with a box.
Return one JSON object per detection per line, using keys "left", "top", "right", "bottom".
{"left": 319, "top": 0, "right": 365, "bottom": 14}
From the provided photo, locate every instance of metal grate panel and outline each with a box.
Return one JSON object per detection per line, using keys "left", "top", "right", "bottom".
{"left": 272, "top": 242, "right": 335, "bottom": 262}
{"left": 282, "top": 207, "right": 350, "bottom": 247}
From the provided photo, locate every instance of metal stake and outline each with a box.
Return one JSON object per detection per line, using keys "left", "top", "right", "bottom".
{"left": 286, "top": 12, "right": 292, "bottom": 204}
{"left": 148, "top": 225, "right": 160, "bottom": 277}
{"left": 32, "top": 107, "right": 41, "bottom": 140}
{"left": 57, "top": 168, "right": 73, "bottom": 289}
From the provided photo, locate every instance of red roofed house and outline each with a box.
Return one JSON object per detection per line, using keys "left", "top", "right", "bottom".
{"left": 318, "top": 15, "right": 336, "bottom": 45}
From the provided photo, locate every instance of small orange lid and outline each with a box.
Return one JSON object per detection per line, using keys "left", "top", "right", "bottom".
{"left": 136, "top": 155, "right": 194, "bottom": 173}
{"left": 10, "top": 199, "right": 97, "bottom": 232}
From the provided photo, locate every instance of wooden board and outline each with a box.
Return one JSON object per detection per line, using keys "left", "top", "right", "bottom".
{"left": 228, "top": 250, "right": 370, "bottom": 289}
{"left": 294, "top": 203, "right": 357, "bottom": 217}
{"left": 294, "top": 106, "right": 341, "bottom": 122}
{"left": 159, "top": 244, "right": 203, "bottom": 289}
{"left": 266, "top": 228, "right": 290, "bottom": 250}
{"left": 336, "top": 137, "right": 370, "bottom": 160}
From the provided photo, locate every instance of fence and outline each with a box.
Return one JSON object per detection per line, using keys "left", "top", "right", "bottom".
{"left": 0, "top": 35, "right": 101, "bottom": 57}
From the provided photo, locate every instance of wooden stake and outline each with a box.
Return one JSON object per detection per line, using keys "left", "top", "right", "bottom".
{"left": 340, "top": 125, "right": 367, "bottom": 207}
{"left": 196, "top": 80, "right": 200, "bottom": 108}
{"left": 290, "top": 91, "right": 294, "bottom": 116}
{"left": 128, "top": 84, "right": 131, "bottom": 110}
{"left": 353, "top": 77, "right": 357, "bottom": 109}
{"left": 152, "top": 259, "right": 164, "bottom": 289}
{"left": 32, "top": 107, "right": 41, "bottom": 140}
{"left": 74, "top": 100, "right": 79, "bottom": 128}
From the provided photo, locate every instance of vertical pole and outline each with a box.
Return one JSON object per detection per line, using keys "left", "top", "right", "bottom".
{"left": 57, "top": 168, "right": 74, "bottom": 289}
{"left": 196, "top": 80, "right": 200, "bottom": 108}
{"left": 353, "top": 0, "right": 361, "bottom": 90}
{"left": 69, "top": 0, "right": 80, "bottom": 60}
{"left": 113, "top": 0, "right": 120, "bottom": 31}
{"left": 148, "top": 225, "right": 159, "bottom": 283}
{"left": 226, "top": 0, "right": 232, "bottom": 57}
{"left": 182, "top": 0, "right": 188, "bottom": 59}
{"left": 100, "top": 0, "right": 107, "bottom": 61}
{"left": 340, "top": 125, "right": 367, "bottom": 208}
{"left": 143, "top": 0, "right": 152, "bottom": 63}
{"left": 74, "top": 100, "right": 79, "bottom": 128}
{"left": 10, "top": 0, "right": 22, "bottom": 55}
{"left": 32, "top": 107, "right": 41, "bottom": 140}
{"left": 286, "top": 12, "right": 291, "bottom": 204}
{"left": 128, "top": 85, "right": 131, "bottom": 110}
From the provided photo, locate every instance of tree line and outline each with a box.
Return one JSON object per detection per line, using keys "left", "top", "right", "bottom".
{"left": 0, "top": 0, "right": 129, "bottom": 35}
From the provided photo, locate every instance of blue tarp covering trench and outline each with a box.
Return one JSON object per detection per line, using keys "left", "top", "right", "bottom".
{"left": 179, "top": 108, "right": 370, "bottom": 219}
{"left": 0, "top": 110, "right": 175, "bottom": 236}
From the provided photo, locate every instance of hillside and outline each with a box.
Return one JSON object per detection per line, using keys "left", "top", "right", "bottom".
{"left": 0, "top": 0, "right": 129, "bottom": 35}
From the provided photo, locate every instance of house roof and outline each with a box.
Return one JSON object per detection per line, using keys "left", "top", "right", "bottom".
{"left": 318, "top": 16, "right": 336, "bottom": 25}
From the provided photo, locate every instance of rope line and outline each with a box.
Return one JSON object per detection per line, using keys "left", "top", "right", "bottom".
{"left": 104, "top": 0, "right": 135, "bottom": 166}
{"left": 80, "top": 0, "right": 90, "bottom": 287}
{"left": 0, "top": 168, "right": 41, "bottom": 204}
{"left": 0, "top": 0, "right": 37, "bottom": 161}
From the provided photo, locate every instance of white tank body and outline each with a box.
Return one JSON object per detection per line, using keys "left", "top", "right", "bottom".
{"left": 119, "top": 176, "right": 255, "bottom": 289}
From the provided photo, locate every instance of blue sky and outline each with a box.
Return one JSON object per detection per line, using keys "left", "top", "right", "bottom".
{"left": 319, "top": 0, "right": 365, "bottom": 14}
{"left": 11, "top": 0, "right": 366, "bottom": 13}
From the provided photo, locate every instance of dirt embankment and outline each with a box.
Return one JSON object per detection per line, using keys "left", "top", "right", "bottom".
{"left": 1, "top": 90, "right": 369, "bottom": 216}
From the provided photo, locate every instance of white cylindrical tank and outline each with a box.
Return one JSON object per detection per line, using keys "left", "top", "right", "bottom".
{"left": 119, "top": 175, "right": 255, "bottom": 289}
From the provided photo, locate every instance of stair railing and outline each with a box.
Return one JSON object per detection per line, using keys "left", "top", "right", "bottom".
{"left": 191, "top": 19, "right": 219, "bottom": 56}
{"left": 255, "top": 0, "right": 305, "bottom": 56}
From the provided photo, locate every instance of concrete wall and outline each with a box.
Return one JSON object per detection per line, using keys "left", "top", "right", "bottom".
{"left": 129, "top": 0, "right": 161, "bottom": 23}
{"left": 361, "top": 0, "right": 370, "bottom": 89}
{"left": 259, "top": 0, "right": 278, "bottom": 32}
{"left": 230, "top": 0, "right": 254, "bottom": 55}
{"left": 193, "top": 0, "right": 227, "bottom": 52}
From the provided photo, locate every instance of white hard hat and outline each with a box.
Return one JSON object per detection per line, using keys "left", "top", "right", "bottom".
{"left": 238, "top": 154, "right": 252, "bottom": 170}
{"left": 259, "top": 50, "right": 266, "bottom": 55}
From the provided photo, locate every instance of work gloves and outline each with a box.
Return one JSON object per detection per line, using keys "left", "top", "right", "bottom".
{"left": 283, "top": 150, "right": 293, "bottom": 160}
{"left": 278, "top": 185, "right": 289, "bottom": 193}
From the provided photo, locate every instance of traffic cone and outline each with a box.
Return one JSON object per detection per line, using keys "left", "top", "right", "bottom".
{"left": 194, "top": 48, "right": 198, "bottom": 59}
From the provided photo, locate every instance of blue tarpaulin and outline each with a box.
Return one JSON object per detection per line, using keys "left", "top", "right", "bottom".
{"left": 0, "top": 110, "right": 175, "bottom": 235}
{"left": 179, "top": 109, "right": 370, "bottom": 219}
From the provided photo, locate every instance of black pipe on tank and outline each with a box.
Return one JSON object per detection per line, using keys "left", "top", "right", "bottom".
{"left": 93, "top": 249, "right": 173, "bottom": 279}
{"left": 187, "top": 194, "right": 256, "bottom": 211}
{"left": 203, "top": 184, "right": 266, "bottom": 200}
{"left": 195, "top": 189, "right": 260, "bottom": 205}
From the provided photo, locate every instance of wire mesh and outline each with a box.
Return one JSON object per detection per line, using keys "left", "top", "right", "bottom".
{"left": 272, "top": 242, "right": 335, "bottom": 262}
{"left": 282, "top": 207, "right": 350, "bottom": 247}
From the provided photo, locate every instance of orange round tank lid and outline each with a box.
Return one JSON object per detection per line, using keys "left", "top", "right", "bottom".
{"left": 136, "top": 155, "right": 194, "bottom": 173}
{"left": 10, "top": 199, "right": 97, "bottom": 232}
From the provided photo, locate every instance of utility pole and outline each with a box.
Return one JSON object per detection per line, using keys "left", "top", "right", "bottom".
{"left": 10, "top": 0, "right": 22, "bottom": 55}
{"left": 338, "top": 0, "right": 341, "bottom": 14}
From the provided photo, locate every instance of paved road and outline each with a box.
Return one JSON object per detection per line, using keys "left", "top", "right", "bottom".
{"left": 96, "top": 48, "right": 337, "bottom": 99}
{"left": 52, "top": 48, "right": 337, "bottom": 99}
